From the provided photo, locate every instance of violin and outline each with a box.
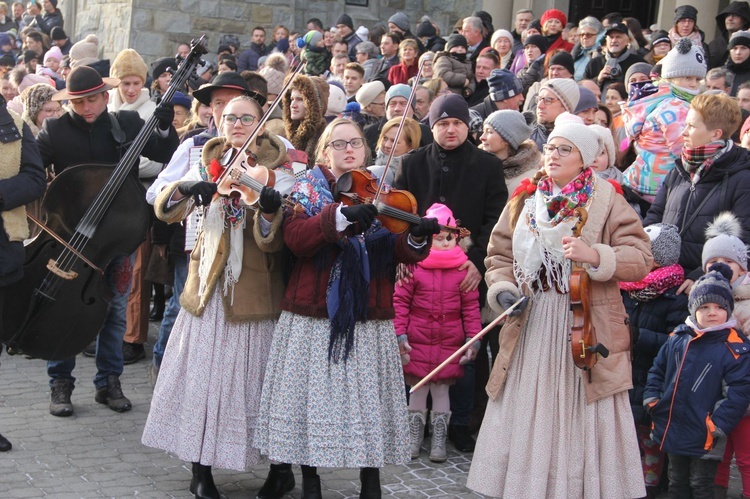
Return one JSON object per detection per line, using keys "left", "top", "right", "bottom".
{"left": 215, "top": 62, "right": 305, "bottom": 205}
{"left": 569, "top": 207, "right": 609, "bottom": 375}
{"left": 335, "top": 169, "right": 470, "bottom": 237}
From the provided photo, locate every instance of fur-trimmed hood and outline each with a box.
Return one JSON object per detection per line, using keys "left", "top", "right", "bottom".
{"left": 503, "top": 140, "right": 542, "bottom": 180}
{"left": 282, "top": 74, "right": 328, "bottom": 163}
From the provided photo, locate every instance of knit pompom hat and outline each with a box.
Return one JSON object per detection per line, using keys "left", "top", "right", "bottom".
{"left": 660, "top": 38, "right": 707, "bottom": 79}
{"left": 702, "top": 212, "right": 748, "bottom": 271}
{"left": 110, "top": 49, "right": 148, "bottom": 83}
{"left": 258, "top": 66, "right": 285, "bottom": 95}
{"left": 69, "top": 34, "right": 100, "bottom": 68}
{"left": 484, "top": 110, "right": 532, "bottom": 150}
{"left": 688, "top": 262, "right": 735, "bottom": 320}
{"left": 547, "top": 122, "right": 601, "bottom": 166}
{"left": 588, "top": 124, "right": 616, "bottom": 168}
{"left": 43, "top": 46, "right": 62, "bottom": 65}
{"left": 297, "top": 30, "right": 323, "bottom": 49}
{"left": 643, "top": 223, "right": 681, "bottom": 267}
{"left": 21, "top": 82, "right": 57, "bottom": 124}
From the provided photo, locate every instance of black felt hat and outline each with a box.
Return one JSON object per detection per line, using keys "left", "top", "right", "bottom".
{"left": 52, "top": 66, "right": 119, "bottom": 101}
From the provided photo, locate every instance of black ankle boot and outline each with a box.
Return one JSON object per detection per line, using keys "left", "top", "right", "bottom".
{"left": 301, "top": 465, "right": 322, "bottom": 499}
{"left": 256, "top": 463, "right": 295, "bottom": 499}
{"left": 189, "top": 462, "right": 220, "bottom": 499}
{"left": 359, "top": 467, "right": 381, "bottom": 499}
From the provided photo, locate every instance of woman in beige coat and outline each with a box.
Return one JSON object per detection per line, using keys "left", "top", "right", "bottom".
{"left": 467, "top": 122, "right": 653, "bottom": 498}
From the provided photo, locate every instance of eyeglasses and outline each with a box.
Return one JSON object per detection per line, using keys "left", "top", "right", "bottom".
{"left": 327, "top": 138, "right": 365, "bottom": 150}
{"left": 538, "top": 95, "right": 559, "bottom": 106}
{"left": 579, "top": 32, "right": 596, "bottom": 38}
{"left": 223, "top": 114, "right": 257, "bottom": 126}
{"left": 370, "top": 101, "right": 385, "bottom": 107}
{"left": 543, "top": 144, "right": 574, "bottom": 156}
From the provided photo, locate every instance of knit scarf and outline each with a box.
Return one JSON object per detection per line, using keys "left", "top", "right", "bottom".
{"left": 668, "top": 27, "right": 703, "bottom": 48}
{"left": 619, "top": 263, "right": 685, "bottom": 301}
{"left": 536, "top": 167, "right": 595, "bottom": 226}
{"left": 604, "top": 49, "right": 632, "bottom": 80}
{"left": 685, "top": 316, "right": 737, "bottom": 335}
{"left": 670, "top": 82, "right": 699, "bottom": 103}
{"left": 596, "top": 166, "right": 624, "bottom": 183}
{"left": 418, "top": 245, "right": 468, "bottom": 269}
{"left": 681, "top": 140, "right": 728, "bottom": 183}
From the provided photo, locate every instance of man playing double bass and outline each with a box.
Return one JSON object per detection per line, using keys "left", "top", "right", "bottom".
{"left": 35, "top": 66, "right": 179, "bottom": 417}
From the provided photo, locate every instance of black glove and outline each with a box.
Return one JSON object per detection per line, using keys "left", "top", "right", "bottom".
{"left": 153, "top": 102, "right": 175, "bottom": 130}
{"left": 497, "top": 291, "right": 526, "bottom": 316}
{"left": 341, "top": 204, "right": 378, "bottom": 230}
{"left": 410, "top": 217, "right": 440, "bottom": 238}
{"left": 178, "top": 181, "right": 217, "bottom": 206}
{"left": 257, "top": 186, "right": 282, "bottom": 214}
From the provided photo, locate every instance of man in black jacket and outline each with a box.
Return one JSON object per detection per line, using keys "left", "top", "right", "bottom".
{"left": 584, "top": 22, "right": 645, "bottom": 93}
{"left": 394, "top": 94, "right": 507, "bottom": 453}
{"left": 28, "top": 0, "right": 63, "bottom": 35}
{"left": 708, "top": 1, "right": 750, "bottom": 69}
{"left": 37, "top": 66, "right": 178, "bottom": 418}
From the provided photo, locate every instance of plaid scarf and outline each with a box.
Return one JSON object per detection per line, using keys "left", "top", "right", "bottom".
{"left": 619, "top": 263, "right": 685, "bottom": 302}
{"left": 681, "top": 140, "right": 727, "bottom": 183}
{"left": 536, "top": 167, "right": 595, "bottom": 226}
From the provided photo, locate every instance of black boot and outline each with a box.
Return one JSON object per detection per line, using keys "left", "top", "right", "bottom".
{"left": 0, "top": 432, "right": 11, "bottom": 452}
{"left": 301, "top": 465, "right": 322, "bottom": 499}
{"left": 448, "top": 424, "right": 475, "bottom": 452}
{"left": 256, "top": 463, "right": 295, "bottom": 499}
{"left": 359, "top": 467, "right": 381, "bottom": 499}
{"left": 189, "top": 462, "right": 220, "bottom": 499}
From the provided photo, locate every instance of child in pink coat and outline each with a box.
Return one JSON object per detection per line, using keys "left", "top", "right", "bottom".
{"left": 393, "top": 203, "right": 482, "bottom": 463}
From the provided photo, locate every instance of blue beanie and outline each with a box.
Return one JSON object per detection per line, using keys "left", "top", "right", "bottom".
{"left": 172, "top": 91, "right": 192, "bottom": 110}
{"left": 386, "top": 83, "right": 411, "bottom": 106}
{"left": 688, "top": 262, "right": 735, "bottom": 321}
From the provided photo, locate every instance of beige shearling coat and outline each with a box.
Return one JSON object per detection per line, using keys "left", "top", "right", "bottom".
{"left": 484, "top": 178, "right": 653, "bottom": 404}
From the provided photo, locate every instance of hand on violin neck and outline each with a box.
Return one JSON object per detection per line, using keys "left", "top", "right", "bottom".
{"left": 341, "top": 204, "right": 378, "bottom": 232}
{"left": 561, "top": 236, "right": 600, "bottom": 267}
{"left": 177, "top": 181, "right": 217, "bottom": 206}
{"left": 257, "top": 186, "right": 282, "bottom": 215}
{"left": 153, "top": 102, "right": 175, "bottom": 131}
{"left": 410, "top": 217, "right": 440, "bottom": 240}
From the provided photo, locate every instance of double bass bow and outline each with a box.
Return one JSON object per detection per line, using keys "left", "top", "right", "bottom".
{"left": 1, "top": 37, "right": 209, "bottom": 360}
{"left": 569, "top": 207, "right": 609, "bottom": 376}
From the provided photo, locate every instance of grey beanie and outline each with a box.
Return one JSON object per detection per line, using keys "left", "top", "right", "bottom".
{"left": 484, "top": 110, "right": 533, "bottom": 150}
{"left": 643, "top": 223, "right": 681, "bottom": 267}
{"left": 660, "top": 38, "right": 707, "bottom": 79}
{"left": 689, "top": 262, "right": 735, "bottom": 321}
{"left": 702, "top": 212, "right": 748, "bottom": 271}
{"left": 624, "top": 62, "right": 654, "bottom": 86}
{"left": 547, "top": 122, "right": 601, "bottom": 166}
{"left": 389, "top": 12, "right": 409, "bottom": 32}
{"left": 729, "top": 30, "right": 750, "bottom": 49}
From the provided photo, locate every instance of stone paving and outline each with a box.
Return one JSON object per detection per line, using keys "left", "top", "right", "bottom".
{"left": 0, "top": 323, "right": 744, "bottom": 498}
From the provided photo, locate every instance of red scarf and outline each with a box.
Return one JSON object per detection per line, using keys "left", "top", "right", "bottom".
{"left": 619, "top": 263, "right": 685, "bottom": 301}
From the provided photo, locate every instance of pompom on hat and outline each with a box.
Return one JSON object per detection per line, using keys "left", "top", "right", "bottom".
{"left": 660, "top": 38, "right": 707, "bottom": 80}
{"left": 297, "top": 30, "right": 323, "bottom": 49}
{"left": 688, "top": 262, "right": 735, "bottom": 321}
{"left": 702, "top": 212, "right": 748, "bottom": 271}
{"left": 69, "top": 34, "right": 100, "bottom": 68}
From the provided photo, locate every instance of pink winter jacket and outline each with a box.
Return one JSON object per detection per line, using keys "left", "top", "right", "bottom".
{"left": 393, "top": 247, "right": 483, "bottom": 381}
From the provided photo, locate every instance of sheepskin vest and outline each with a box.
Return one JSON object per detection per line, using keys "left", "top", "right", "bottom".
{"left": 1, "top": 109, "right": 28, "bottom": 242}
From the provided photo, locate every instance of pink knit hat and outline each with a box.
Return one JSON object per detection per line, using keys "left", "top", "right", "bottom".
{"left": 44, "top": 46, "right": 62, "bottom": 64}
{"left": 425, "top": 203, "right": 455, "bottom": 227}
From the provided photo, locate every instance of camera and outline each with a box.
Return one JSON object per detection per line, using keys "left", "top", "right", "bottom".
{"left": 609, "top": 66, "right": 621, "bottom": 77}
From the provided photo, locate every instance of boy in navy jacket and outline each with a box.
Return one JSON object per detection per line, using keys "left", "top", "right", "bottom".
{"left": 644, "top": 262, "right": 750, "bottom": 498}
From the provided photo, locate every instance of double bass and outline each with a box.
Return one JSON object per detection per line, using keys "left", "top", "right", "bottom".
{"left": 1, "top": 37, "right": 208, "bottom": 360}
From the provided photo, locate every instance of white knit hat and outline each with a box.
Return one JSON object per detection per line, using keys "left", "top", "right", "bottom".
{"left": 356, "top": 80, "right": 385, "bottom": 108}
{"left": 589, "top": 124, "right": 616, "bottom": 167}
{"left": 660, "top": 38, "right": 707, "bottom": 80}
{"left": 543, "top": 78, "right": 581, "bottom": 113}
{"left": 69, "top": 34, "right": 100, "bottom": 68}
{"left": 547, "top": 122, "right": 601, "bottom": 166}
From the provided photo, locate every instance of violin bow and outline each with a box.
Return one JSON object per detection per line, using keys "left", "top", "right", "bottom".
{"left": 409, "top": 296, "right": 529, "bottom": 393}
{"left": 372, "top": 58, "right": 426, "bottom": 201}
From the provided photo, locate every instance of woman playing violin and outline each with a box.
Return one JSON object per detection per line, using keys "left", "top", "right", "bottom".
{"left": 254, "top": 118, "right": 439, "bottom": 497}
{"left": 467, "top": 122, "right": 653, "bottom": 498}
{"left": 142, "top": 95, "right": 294, "bottom": 498}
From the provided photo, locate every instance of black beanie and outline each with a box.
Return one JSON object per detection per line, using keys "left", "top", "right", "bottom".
{"left": 524, "top": 34, "right": 549, "bottom": 53}
{"left": 416, "top": 20, "right": 436, "bottom": 38}
{"left": 446, "top": 34, "right": 468, "bottom": 51}
{"left": 151, "top": 56, "right": 178, "bottom": 79}
{"left": 429, "top": 93, "right": 471, "bottom": 128}
{"left": 549, "top": 51, "right": 574, "bottom": 75}
{"left": 336, "top": 14, "right": 354, "bottom": 30}
{"left": 50, "top": 26, "right": 66, "bottom": 41}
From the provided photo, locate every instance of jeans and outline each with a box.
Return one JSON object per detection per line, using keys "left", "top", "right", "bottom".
{"left": 47, "top": 253, "right": 134, "bottom": 389}
{"left": 667, "top": 453, "right": 719, "bottom": 499}
{"left": 152, "top": 252, "right": 187, "bottom": 368}
{"left": 449, "top": 361, "right": 475, "bottom": 426}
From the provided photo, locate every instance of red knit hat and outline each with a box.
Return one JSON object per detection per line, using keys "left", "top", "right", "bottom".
{"left": 541, "top": 9, "right": 567, "bottom": 26}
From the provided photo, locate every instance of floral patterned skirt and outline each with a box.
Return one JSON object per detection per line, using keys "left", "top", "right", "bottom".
{"left": 141, "top": 290, "right": 274, "bottom": 471}
{"left": 254, "top": 312, "right": 410, "bottom": 468}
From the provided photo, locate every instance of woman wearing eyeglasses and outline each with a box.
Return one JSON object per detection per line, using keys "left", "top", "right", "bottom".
{"left": 142, "top": 95, "right": 294, "bottom": 499}
{"left": 467, "top": 122, "right": 652, "bottom": 499}
{"left": 255, "top": 118, "right": 439, "bottom": 498}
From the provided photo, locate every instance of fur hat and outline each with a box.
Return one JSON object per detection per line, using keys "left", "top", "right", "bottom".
{"left": 541, "top": 9, "right": 567, "bottom": 27}
{"left": 425, "top": 203, "right": 456, "bottom": 227}
{"left": 21, "top": 82, "right": 57, "bottom": 124}
{"left": 547, "top": 122, "right": 601, "bottom": 166}
{"left": 588, "top": 124, "right": 616, "bottom": 168}
{"left": 730, "top": 30, "right": 750, "bottom": 49}
{"left": 702, "top": 212, "right": 748, "bottom": 271}
{"left": 110, "top": 49, "right": 148, "bottom": 83}
{"left": 356, "top": 80, "right": 385, "bottom": 108}
{"left": 388, "top": 12, "right": 409, "bottom": 32}
{"left": 429, "top": 93, "right": 470, "bottom": 128}
{"left": 69, "top": 34, "right": 100, "bottom": 67}
{"left": 643, "top": 223, "right": 681, "bottom": 267}
{"left": 263, "top": 52, "right": 289, "bottom": 73}
{"left": 660, "top": 38, "right": 707, "bottom": 79}
{"left": 484, "top": 110, "right": 532, "bottom": 150}
{"left": 542, "top": 78, "right": 580, "bottom": 113}
{"left": 689, "top": 262, "right": 735, "bottom": 321}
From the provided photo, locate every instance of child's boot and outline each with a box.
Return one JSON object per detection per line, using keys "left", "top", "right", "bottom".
{"left": 408, "top": 409, "right": 427, "bottom": 459}
{"left": 429, "top": 411, "right": 451, "bottom": 463}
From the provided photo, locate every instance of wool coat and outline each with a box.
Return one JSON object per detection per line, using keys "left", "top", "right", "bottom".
{"left": 485, "top": 178, "right": 653, "bottom": 404}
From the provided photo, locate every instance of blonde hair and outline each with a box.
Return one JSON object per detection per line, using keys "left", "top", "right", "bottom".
{"left": 508, "top": 169, "right": 547, "bottom": 231}
{"left": 314, "top": 117, "right": 371, "bottom": 166}
{"left": 376, "top": 116, "right": 421, "bottom": 153}
{"left": 690, "top": 93, "right": 743, "bottom": 140}
{"left": 398, "top": 38, "right": 418, "bottom": 58}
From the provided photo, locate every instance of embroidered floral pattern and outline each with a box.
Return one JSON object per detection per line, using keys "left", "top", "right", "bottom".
{"left": 537, "top": 168, "right": 595, "bottom": 226}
